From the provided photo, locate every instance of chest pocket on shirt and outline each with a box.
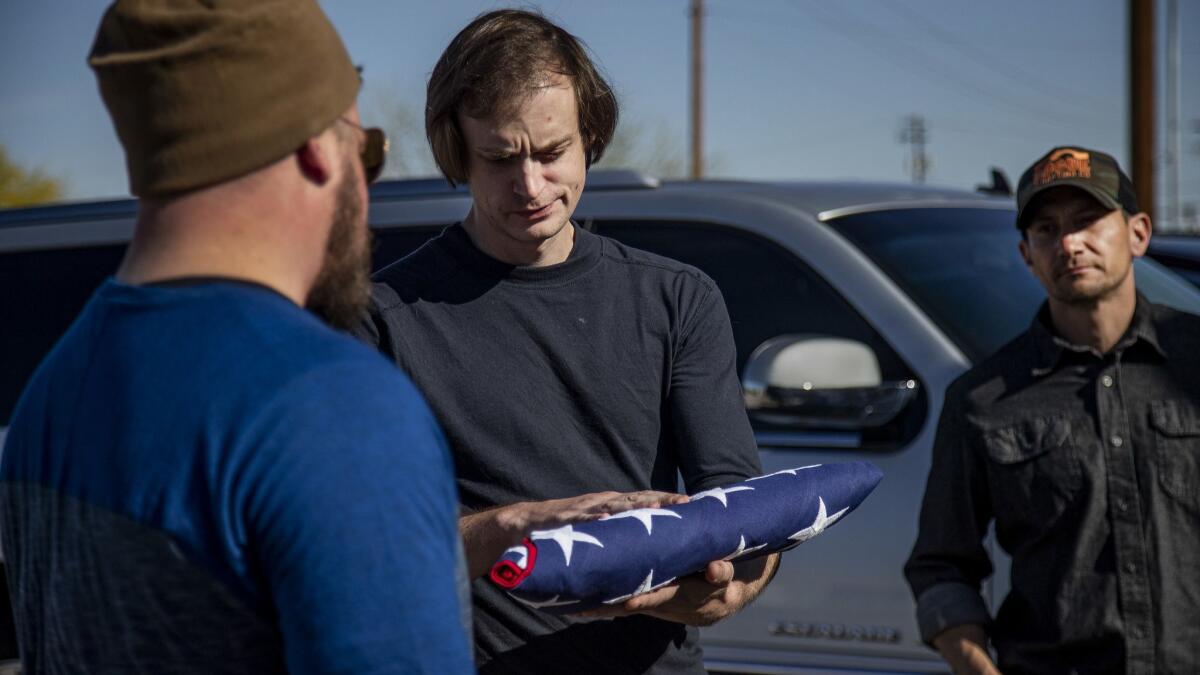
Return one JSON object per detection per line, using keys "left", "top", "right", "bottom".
{"left": 982, "top": 417, "right": 1084, "bottom": 532}
{"left": 1150, "top": 400, "right": 1200, "bottom": 516}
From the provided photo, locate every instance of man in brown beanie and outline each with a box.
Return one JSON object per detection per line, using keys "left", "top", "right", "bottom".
{"left": 0, "top": 1, "right": 474, "bottom": 672}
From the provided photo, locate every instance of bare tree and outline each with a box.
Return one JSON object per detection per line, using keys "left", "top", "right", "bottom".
{"left": 598, "top": 120, "right": 678, "bottom": 177}
{"left": 364, "top": 88, "right": 438, "bottom": 179}
{"left": 598, "top": 119, "right": 714, "bottom": 178}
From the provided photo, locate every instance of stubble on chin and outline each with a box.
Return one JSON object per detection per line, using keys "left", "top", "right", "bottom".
{"left": 481, "top": 203, "right": 573, "bottom": 251}
{"left": 1050, "top": 266, "right": 1128, "bottom": 307}
{"left": 306, "top": 168, "right": 372, "bottom": 332}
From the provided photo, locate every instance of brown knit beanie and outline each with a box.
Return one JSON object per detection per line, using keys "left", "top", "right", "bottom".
{"left": 89, "top": 0, "right": 359, "bottom": 197}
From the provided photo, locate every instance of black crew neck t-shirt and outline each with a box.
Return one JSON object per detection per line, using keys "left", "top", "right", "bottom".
{"left": 356, "top": 223, "right": 760, "bottom": 674}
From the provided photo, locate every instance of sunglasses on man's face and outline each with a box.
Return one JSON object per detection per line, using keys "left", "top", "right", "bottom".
{"left": 339, "top": 118, "right": 388, "bottom": 184}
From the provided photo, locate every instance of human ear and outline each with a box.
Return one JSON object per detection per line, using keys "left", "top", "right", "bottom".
{"left": 1018, "top": 238, "right": 1033, "bottom": 268}
{"left": 295, "top": 133, "right": 336, "bottom": 186}
{"left": 1127, "top": 212, "right": 1152, "bottom": 258}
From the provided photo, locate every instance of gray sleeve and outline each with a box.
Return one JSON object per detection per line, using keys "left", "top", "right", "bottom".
{"left": 914, "top": 581, "right": 992, "bottom": 644}
{"left": 903, "top": 382, "right": 995, "bottom": 645}
{"left": 670, "top": 282, "right": 762, "bottom": 493}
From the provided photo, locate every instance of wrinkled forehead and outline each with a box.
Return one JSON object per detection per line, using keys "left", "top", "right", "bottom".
{"left": 459, "top": 75, "right": 578, "bottom": 133}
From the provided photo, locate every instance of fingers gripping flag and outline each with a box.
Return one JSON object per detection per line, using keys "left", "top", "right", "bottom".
{"left": 490, "top": 462, "right": 883, "bottom": 613}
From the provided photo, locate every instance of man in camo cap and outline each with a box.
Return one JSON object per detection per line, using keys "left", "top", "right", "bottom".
{"left": 907, "top": 147, "right": 1200, "bottom": 674}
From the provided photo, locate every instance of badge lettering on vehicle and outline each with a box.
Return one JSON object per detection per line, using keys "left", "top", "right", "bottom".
{"left": 768, "top": 620, "right": 901, "bottom": 644}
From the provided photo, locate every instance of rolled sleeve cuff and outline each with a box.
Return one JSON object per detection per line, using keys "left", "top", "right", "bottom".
{"left": 914, "top": 581, "right": 992, "bottom": 645}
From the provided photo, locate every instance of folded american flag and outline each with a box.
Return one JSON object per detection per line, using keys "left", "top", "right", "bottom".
{"left": 490, "top": 462, "right": 883, "bottom": 613}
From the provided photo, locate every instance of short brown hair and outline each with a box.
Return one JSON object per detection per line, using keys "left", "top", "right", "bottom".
{"left": 426, "top": 9, "right": 618, "bottom": 185}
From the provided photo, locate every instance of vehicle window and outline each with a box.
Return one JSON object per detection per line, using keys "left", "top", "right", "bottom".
{"left": 1147, "top": 236, "right": 1200, "bottom": 288}
{"left": 595, "top": 220, "right": 924, "bottom": 445}
{"left": 1162, "top": 266, "right": 1200, "bottom": 288}
{"left": 1136, "top": 257, "right": 1200, "bottom": 309}
{"left": 828, "top": 208, "right": 1200, "bottom": 363}
{"left": 0, "top": 245, "right": 126, "bottom": 426}
{"left": 0, "top": 225, "right": 444, "bottom": 427}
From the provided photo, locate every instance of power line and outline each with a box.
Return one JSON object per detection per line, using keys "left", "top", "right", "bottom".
{"left": 707, "top": 2, "right": 1111, "bottom": 131}
{"left": 874, "top": 1, "right": 1110, "bottom": 109}
{"left": 795, "top": 1, "right": 1108, "bottom": 132}
{"left": 933, "top": 124, "right": 1052, "bottom": 145}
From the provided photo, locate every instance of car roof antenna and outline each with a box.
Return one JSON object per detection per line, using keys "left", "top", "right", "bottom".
{"left": 975, "top": 167, "right": 1012, "bottom": 196}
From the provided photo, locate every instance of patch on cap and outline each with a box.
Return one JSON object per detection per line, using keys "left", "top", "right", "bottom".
{"left": 1032, "top": 148, "right": 1092, "bottom": 186}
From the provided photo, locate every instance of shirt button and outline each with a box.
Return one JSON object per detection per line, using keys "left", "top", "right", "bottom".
{"left": 1116, "top": 499, "right": 1129, "bottom": 513}
{"left": 1132, "top": 627, "right": 1146, "bottom": 640}
{"left": 1111, "top": 435, "right": 1124, "bottom": 447}
{"left": 1101, "top": 375, "right": 1114, "bottom": 387}
{"left": 1124, "top": 562, "right": 1136, "bottom": 573}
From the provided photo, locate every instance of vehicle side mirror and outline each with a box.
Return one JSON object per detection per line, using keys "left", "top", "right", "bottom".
{"left": 742, "top": 335, "right": 918, "bottom": 430}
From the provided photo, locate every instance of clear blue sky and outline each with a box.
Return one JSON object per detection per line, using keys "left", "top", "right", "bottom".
{"left": 2, "top": 1, "right": 1197, "bottom": 229}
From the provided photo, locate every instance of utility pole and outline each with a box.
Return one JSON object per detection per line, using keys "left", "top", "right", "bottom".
{"left": 1130, "top": 0, "right": 1155, "bottom": 220}
{"left": 689, "top": 0, "right": 704, "bottom": 179}
{"left": 899, "top": 114, "right": 929, "bottom": 184}
{"left": 1165, "top": 0, "right": 1181, "bottom": 232}
{"left": 1189, "top": 118, "right": 1200, "bottom": 233}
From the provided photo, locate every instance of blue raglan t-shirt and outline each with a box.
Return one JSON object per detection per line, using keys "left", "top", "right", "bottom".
{"left": 0, "top": 279, "right": 474, "bottom": 674}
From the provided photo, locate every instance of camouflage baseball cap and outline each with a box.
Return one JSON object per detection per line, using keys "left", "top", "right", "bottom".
{"left": 1015, "top": 146, "right": 1140, "bottom": 229}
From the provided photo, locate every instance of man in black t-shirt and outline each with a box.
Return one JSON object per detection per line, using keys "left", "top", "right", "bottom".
{"left": 355, "top": 9, "right": 777, "bottom": 674}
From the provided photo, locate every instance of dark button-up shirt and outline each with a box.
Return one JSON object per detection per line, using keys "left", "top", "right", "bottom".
{"left": 905, "top": 295, "right": 1200, "bottom": 675}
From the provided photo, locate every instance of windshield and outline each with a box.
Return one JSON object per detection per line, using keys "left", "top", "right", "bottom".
{"left": 827, "top": 206, "right": 1200, "bottom": 363}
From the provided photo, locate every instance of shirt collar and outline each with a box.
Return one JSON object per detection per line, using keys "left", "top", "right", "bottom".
{"left": 1028, "top": 291, "right": 1165, "bottom": 377}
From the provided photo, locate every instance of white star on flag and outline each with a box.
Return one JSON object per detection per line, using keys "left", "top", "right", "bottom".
{"left": 530, "top": 525, "right": 603, "bottom": 566}
{"left": 722, "top": 534, "right": 769, "bottom": 561}
{"left": 601, "top": 508, "right": 681, "bottom": 535}
{"left": 691, "top": 485, "right": 755, "bottom": 507}
{"left": 746, "top": 465, "right": 821, "bottom": 482}
{"left": 787, "top": 497, "right": 849, "bottom": 544}
{"left": 602, "top": 569, "right": 677, "bottom": 605}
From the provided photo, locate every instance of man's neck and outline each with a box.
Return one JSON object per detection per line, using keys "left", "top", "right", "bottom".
{"left": 116, "top": 187, "right": 322, "bottom": 307}
{"left": 1046, "top": 284, "right": 1138, "bottom": 354}
{"left": 461, "top": 214, "right": 575, "bottom": 268}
